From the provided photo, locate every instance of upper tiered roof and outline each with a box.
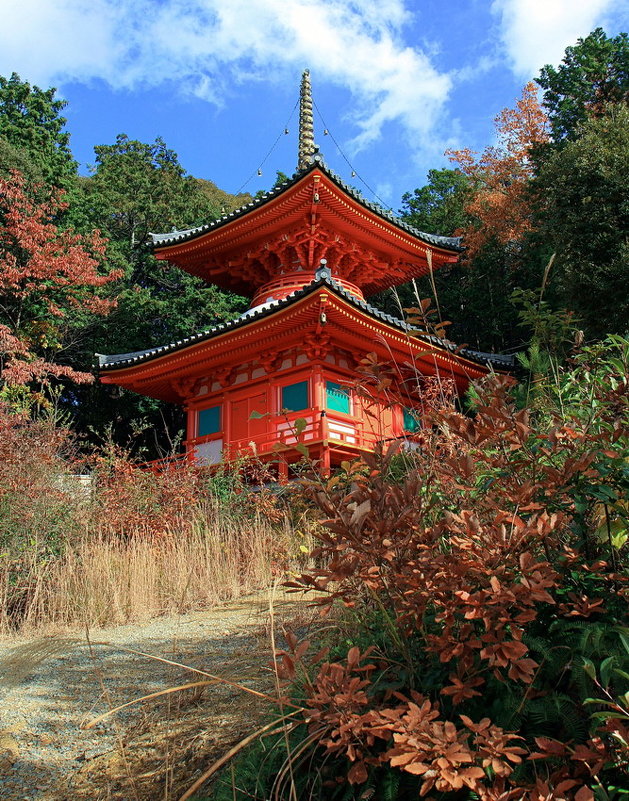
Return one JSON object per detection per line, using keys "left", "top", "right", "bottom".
{"left": 149, "top": 156, "right": 462, "bottom": 303}
{"left": 148, "top": 72, "right": 463, "bottom": 305}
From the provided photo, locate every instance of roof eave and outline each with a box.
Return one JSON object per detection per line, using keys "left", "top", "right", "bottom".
{"left": 98, "top": 276, "right": 514, "bottom": 377}
{"left": 148, "top": 159, "right": 463, "bottom": 256}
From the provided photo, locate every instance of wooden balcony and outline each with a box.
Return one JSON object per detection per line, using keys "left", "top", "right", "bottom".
{"left": 144, "top": 407, "right": 411, "bottom": 475}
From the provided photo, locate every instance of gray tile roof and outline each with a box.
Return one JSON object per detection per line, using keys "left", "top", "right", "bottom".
{"left": 148, "top": 155, "right": 463, "bottom": 253}
{"left": 98, "top": 272, "right": 514, "bottom": 372}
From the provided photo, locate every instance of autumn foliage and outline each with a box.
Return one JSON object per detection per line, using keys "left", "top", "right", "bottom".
{"left": 0, "top": 170, "right": 119, "bottom": 386}
{"left": 447, "top": 83, "right": 549, "bottom": 259}
{"left": 267, "top": 352, "right": 629, "bottom": 800}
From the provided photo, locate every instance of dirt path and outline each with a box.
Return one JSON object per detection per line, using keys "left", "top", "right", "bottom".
{"left": 0, "top": 592, "right": 306, "bottom": 801}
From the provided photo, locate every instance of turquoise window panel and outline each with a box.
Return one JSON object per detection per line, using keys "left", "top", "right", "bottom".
{"left": 326, "top": 381, "right": 350, "bottom": 414}
{"left": 198, "top": 405, "right": 221, "bottom": 436}
{"left": 403, "top": 407, "right": 421, "bottom": 433}
{"left": 281, "top": 380, "right": 309, "bottom": 412}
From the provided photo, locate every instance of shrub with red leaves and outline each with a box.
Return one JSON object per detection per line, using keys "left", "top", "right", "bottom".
{"left": 274, "top": 344, "right": 628, "bottom": 800}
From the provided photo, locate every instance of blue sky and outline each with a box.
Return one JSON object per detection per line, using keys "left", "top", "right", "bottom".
{"left": 1, "top": 0, "right": 627, "bottom": 209}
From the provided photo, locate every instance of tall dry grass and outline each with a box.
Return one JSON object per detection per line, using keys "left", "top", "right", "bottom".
{"left": 10, "top": 513, "right": 291, "bottom": 633}
{"left": 0, "top": 404, "right": 297, "bottom": 635}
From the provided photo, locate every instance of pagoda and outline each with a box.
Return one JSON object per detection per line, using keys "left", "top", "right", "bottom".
{"left": 99, "top": 71, "right": 513, "bottom": 476}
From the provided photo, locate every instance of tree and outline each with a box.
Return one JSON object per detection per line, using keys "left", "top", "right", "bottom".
{"left": 374, "top": 168, "right": 533, "bottom": 352}
{"left": 399, "top": 168, "right": 471, "bottom": 236}
{"left": 537, "top": 28, "right": 629, "bottom": 143}
{"left": 532, "top": 103, "right": 629, "bottom": 338}
{"left": 81, "top": 133, "right": 249, "bottom": 338}
{"left": 390, "top": 85, "right": 550, "bottom": 353}
{"left": 379, "top": 89, "right": 550, "bottom": 354}
{"left": 0, "top": 136, "right": 46, "bottom": 186}
{"left": 79, "top": 134, "right": 248, "bottom": 351}
{"left": 447, "top": 82, "right": 549, "bottom": 259}
{"left": 254, "top": 170, "right": 291, "bottom": 199}
{"left": 85, "top": 135, "right": 218, "bottom": 268}
{"left": 0, "top": 73, "right": 76, "bottom": 190}
{"left": 0, "top": 171, "right": 118, "bottom": 389}
{"left": 197, "top": 177, "right": 252, "bottom": 215}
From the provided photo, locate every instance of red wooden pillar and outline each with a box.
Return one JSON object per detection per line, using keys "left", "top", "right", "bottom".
{"left": 223, "top": 389, "right": 231, "bottom": 461}
{"left": 185, "top": 405, "right": 195, "bottom": 454}
{"left": 277, "top": 457, "right": 289, "bottom": 484}
{"left": 320, "top": 446, "right": 331, "bottom": 476}
{"left": 313, "top": 364, "right": 327, "bottom": 439}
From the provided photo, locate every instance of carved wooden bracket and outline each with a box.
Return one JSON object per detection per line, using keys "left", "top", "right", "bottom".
{"left": 303, "top": 332, "right": 331, "bottom": 361}
{"left": 258, "top": 351, "right": 283, "bottom": 373}
{"left": 171, "top": 377, "right": 203, "bottom": 398}
{"left": 214, "top": 366, "right": 237, "bottom": 388}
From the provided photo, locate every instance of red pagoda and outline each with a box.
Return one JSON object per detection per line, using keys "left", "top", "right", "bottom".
{"left": 99, "top": 72, "right": 512, "bottom": 476}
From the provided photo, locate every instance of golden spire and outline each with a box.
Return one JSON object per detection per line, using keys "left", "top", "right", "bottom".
{"left": 297, "top": 69, "right": 315, "bottom": 170}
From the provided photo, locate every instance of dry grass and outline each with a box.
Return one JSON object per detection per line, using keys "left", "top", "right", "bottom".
{"left": 3, "top": 514, "right": 291, "bottom": 634}
{"left": 0, "top": 405, "right": 303, "bottom": 635}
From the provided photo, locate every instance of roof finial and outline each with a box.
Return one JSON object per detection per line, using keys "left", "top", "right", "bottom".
{"left": 298, "top": 69, "right": 315, "bottom": 170}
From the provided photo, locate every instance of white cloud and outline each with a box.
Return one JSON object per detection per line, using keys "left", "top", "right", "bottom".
{"left": 0, "top": 0, "right": 121, "bottom": 87}
{"left": 491, "top": 0, "right": 625, "bottom": 78}
{"left": 0, "top": 0, "right": 452, "bottom": 157}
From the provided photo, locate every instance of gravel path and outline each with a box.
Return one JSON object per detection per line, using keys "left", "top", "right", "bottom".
{"left": 0, "top": 592, "right": 304, "bottom": 800}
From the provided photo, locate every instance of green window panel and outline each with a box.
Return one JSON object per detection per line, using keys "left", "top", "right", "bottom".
{"left": 198, "top": 405, "right": 221, "bottom": 436}
{"left": 281, "top": 380, "right": 309, "bottom": 412}
{"left": 403, "top": 407, "right": 421, "bottom": 433}
{"left": 326, "top": 381, "right": 350, "bottom": 414}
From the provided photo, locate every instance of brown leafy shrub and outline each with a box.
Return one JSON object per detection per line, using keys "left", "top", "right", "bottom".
{"left": 0, "top": 403, "right": 87, "bottom": 628}
{"left": 268, "top": 342, "right": 628, "bottom": 800}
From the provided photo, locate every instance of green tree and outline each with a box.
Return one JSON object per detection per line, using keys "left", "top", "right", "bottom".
{"left": 84, "top": 135, "right": 216, "bottom": 271}
{"left": 532, "top": 103, "right": 629, "bottom": 338}
{"left": 0, "top": 137, "right": 46, "bottom": 186}
{"left": 197, "top": 177, "right": 252, "bottom": 215}
{"left": 254, "top": 169, "right": 291, "bottom": 199}
{"left": 537, "top": 28, "right": 629, "bottom": 143}
{"left": 0, "top": 73, "right": 76, "bottom": 190}
{"left": 399, "top": 168, "right": 471, "bottom": 235}
{"left": 80, "top": 134, "right": 248, "bottom": 353}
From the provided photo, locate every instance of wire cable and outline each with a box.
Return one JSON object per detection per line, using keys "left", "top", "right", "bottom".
{"left": 236, "top": 98, "right": 299, "bottom": 195}
{"left": 312, "top": 97, "right": 394, "bottom": 212}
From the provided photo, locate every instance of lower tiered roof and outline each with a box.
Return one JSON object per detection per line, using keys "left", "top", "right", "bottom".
{"left": 98, "top": 270, "right": 514, "bottom": 402}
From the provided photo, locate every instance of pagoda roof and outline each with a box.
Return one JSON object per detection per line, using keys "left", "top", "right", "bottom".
{"left": 98, "top": 271, "right": 514, "bottom": 378}
{"left": 150, "top": 156, "right": 462, "bottom": 253}
{"left": 147, "top": 156, "right": 463, "bottom": 297}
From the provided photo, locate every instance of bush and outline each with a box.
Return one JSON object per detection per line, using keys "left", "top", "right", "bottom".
{"left": 218, "top": 339, "right": 628, "bottom": 800}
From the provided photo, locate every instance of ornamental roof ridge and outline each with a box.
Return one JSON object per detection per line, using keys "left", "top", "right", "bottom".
{"left": 147, "top": 157, "right": 463, "bottom": 253}
{"left": 98, "top": 272, "right": 514, "bottom": 372}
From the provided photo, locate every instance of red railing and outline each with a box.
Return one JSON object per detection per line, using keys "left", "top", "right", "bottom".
{"left": 139, "top": 451, "right": 195, "bottom": 473}
{"left": 223, "top": 409, "right": 384, "bottom": 459}
{"left": 146, "top": 410, "right": 411, "bottom": 471}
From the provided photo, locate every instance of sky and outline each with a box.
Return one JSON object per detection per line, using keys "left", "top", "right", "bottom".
{"left": 1, "top": 0, "right": 627, "bottom": 209}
